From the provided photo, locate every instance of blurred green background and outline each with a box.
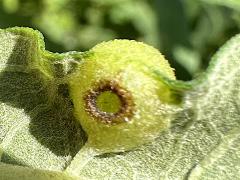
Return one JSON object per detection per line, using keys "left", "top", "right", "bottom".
{"left": 0, "top": 0, "right": 240, "bottom": 80}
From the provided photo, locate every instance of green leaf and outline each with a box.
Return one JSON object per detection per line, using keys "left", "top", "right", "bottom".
{"left": 189, "top": 128, "right": 240, "bottom": 179}
{"left": 0, "top": 28, "right": 85, "bottom": 174}
{"left": 69, "top": 34, "right": 240, "bottom": 178}
{"left": 0, "top": 162, "right": 75, "bottom": 180}
{"left": 153, "top": 0, "right": 191, "bottom": 80}
{"left": 0, "top": 27, "right": 240, "bottom": 179}
{"left": 199, "top": 0, "right": 240, "bottom": 11}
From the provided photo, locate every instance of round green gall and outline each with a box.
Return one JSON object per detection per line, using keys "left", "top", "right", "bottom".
{"left": 69, "top": 40, "right": 178, "bottom": 153}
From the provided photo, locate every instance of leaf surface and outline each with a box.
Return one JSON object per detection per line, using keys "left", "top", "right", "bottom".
{"left": 0, "top": 28, "right": 240, "bottom": 179}
{"left": 0, "top": 28, "right": 85, "bottom": 175}
{"left": 189, "top": 128, "right": 240, "bottom": 180}
{"left": 76, "top": 34, "right": 240, "bottom": 179}
{"left": 0, "top": 162, "right": 74, "bottom": 180}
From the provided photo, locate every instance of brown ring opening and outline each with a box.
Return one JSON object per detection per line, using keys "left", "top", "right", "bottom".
{"left": 84, "top": 80, "right": 135, "bottom": 124}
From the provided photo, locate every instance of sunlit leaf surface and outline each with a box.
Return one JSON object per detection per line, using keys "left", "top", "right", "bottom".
{"left": 0, "top": 28, "right": 240, "bottom": 179}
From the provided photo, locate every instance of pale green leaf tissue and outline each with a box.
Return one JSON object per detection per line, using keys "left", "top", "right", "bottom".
{"left": 0, "top": 27, "right": 240, "bottom": 179}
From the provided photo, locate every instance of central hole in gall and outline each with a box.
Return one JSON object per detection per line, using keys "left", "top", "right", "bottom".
{"left": 96, "top": 90, "right": 122, "bottom": 114}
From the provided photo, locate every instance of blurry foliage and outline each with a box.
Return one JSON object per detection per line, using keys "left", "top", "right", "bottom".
{"left": 0, "top": 0, "right": 240, "bottom": 80}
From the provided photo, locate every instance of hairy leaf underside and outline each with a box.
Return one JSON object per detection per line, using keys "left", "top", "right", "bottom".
{"left": 0, "top": 28, "right": 240, "bottom": 180}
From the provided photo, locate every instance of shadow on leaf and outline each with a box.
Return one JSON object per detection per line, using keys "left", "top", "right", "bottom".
{"left": 0, "top": 33, "right": 86, "bottom": 168}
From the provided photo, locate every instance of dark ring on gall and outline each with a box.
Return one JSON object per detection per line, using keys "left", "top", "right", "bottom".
{"left": 84, "top": 80, "right": 135, "bottom": 124}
